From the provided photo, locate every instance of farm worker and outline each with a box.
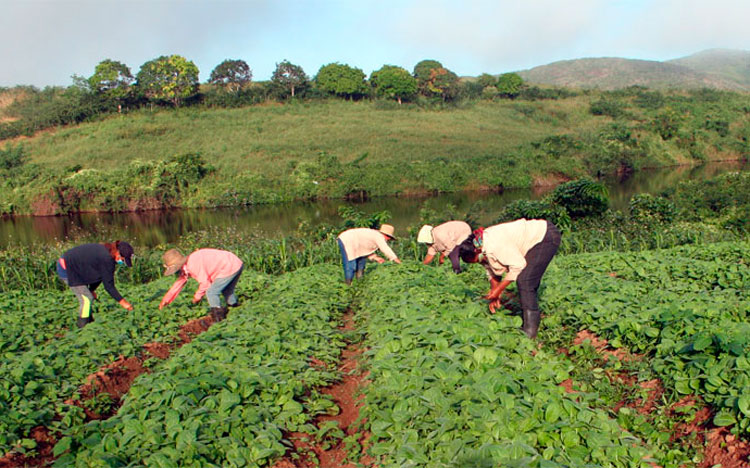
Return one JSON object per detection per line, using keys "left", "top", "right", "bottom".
{"left": 337, "top": 224, "right": 401, "bottom": 285}
{"left": 417, "top": 220, "right": 473, "bottom": 273}
{"left": 459, "top": 218, "right": 561, "bottom": 338}
{"left": 158, "top": 248, "right": 244, "bottom": 322}
{"left": 56, "top": 241, "right": 135, "bottom": 329}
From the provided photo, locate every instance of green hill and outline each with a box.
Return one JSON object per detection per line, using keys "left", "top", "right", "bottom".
{"left": 667, "top": 48, "right": 750, "bottom": 88}
{"left": 1, "top": 91, "right": 748, "bottom": 216}
{"left": 518, "top": 50, "right": 750, "bottom": 91}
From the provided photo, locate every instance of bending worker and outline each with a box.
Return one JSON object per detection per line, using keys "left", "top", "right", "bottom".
{"left": 459, "top": 218, "right": 561, "bottom": 338}
{"left": 337, "top": 224, "right": 401, "bottom": 284}
{"left": 56, "top": 241, "right": 135, "bottom": 329}
{"left": 159, "top": 248, "right": 244, "bottom": 322}
{"left": 417, "top": 220, "right": 472, "bottom": 273}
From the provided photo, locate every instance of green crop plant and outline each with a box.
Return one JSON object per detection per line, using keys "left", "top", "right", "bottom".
{"left": 69, "top": 264, "right": 349, "bottom": 467}
{"left": 354, "top": 263, "right": 660, "bottom": 467}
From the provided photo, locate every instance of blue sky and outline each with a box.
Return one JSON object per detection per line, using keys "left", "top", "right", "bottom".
{"left": 1, "top": 0, "right": 749, "bottom": 88}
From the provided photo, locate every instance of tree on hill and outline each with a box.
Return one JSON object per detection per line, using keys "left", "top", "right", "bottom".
{"left": 428, "top": 67, "right": 460, "bottom": 101}
{"left": 370, "top": 65, "right": 417, "bottom": 104}
{"left": 135, "top": 55, "right": 199, "bottom": 107}
{"left": 88, "top": 59, "right": 133, "bottom": 111}
{"left": 496, "top": 73, "right": 523, "bottom": 99}
{"left": 271, "top": 60, "right": 309, "bottom": 99}
{"left": 477, "top": 73, "right": 497, "bottom": 88}
{"left": 413, "top": 59, "right": 443, "bottom": 96}
{"left": 209, "top": 59, "right": 252, "bottom": 92}
{"left": 315, "top": 63, "right": 369, "bottom": 99}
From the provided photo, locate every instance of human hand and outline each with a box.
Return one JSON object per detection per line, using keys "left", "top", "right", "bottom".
{"left": 192, "top": 297, "right": 201, "bottom": 304}
{"left": 488, "top": 298, "right": 503, "bottom": 314}
{"left": 119, "top": 299, "right": 134, "bottom": 311}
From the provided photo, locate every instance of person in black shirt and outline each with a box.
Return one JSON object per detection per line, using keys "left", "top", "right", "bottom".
{"left": 56, "top": 241, "right": 135, "bottom": 328}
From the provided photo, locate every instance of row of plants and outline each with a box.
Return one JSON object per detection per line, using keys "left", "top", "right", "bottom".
{"left": 354, "top": 263, "right": 664, "bottom": 467}
{"left": 66, "top": 264, "right": 349, "bottom": 467}
{"left": 0, "top": 271, "right": 268, "bottom": 455}
{"left": 541, "top": 242, "right": 750, "bottom": 435}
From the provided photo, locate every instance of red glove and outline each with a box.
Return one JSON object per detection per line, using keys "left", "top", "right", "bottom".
{"left": 119, "top": 299, "right": 134, "bottom": 311}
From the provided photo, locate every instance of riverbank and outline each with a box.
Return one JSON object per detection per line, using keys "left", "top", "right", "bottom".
{"left": 1, "top": 161, "right": 745, "bottom": 248}
{"left": 2, "top": 90, "right": 748, "bottom": 216}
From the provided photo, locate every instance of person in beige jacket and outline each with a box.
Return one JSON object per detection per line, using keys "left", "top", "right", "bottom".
{"left": 337, "top": 224, "right": 401, "bottom": 284}
{"left": 459, "top": 218, "right": 561, "bottom": 338}
{"left": 417, "top": 220, "right": 473, "bottom": 273}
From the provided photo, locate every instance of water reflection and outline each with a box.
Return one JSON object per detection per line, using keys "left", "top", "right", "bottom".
{"left": 1, "top": 161, "right": 746, "bottom": 247}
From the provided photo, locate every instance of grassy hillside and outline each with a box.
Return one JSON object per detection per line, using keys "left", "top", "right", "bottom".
{"left": 668, "top": 48, "right": 750, "bottom": 88}
{"left": 518, "top": 56, "right": 747, "bottom": 91}
{"left": 1, "top": 89, "right": 749, "bottom": 215}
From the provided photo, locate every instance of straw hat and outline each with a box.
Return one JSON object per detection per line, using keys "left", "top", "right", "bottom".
{"left": 417, "top": 225, "right": 434, "bottom": 244}
{"left": 378, "top": 224, "right": 396, "bottom": 239}
{"left": 162, "top": 249, "right": 188, "bottom": 276}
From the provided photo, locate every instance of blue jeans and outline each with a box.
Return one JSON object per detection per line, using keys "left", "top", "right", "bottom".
{"left": 338, "top": 239, "right": 367, "bottom": 282}
{"left": 206, "top": 265, "right": 243, "bottom": 308}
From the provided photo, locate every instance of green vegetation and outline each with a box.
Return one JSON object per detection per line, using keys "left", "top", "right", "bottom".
{"left": 357, "top": 264, "right": 659, "bottom": 466}
{"left": 542, "top": 242, "right": 750, "bottom": 451}
{"left": 0, "top": 271, "right": 268, "bottom": 455}
{"left": 69, "top": 265, "right": 347, "bottom": 467}
{"left": 1, "top": 86, "right": 748, "bottom": 215}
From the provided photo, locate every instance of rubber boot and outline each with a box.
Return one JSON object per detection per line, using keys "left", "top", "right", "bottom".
{"left": 521, "top": 309, "right": 541, "bottom": 339}
{"left": 210, "top": 307, "right": 226, "bottom": 322}
{"left": 77, "top": 315, "right": 94, "bottom": 329}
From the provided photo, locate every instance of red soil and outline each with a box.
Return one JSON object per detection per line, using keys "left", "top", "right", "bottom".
{"left": 2, "top": 314, "right": 217, "bottom": 467}
{"left": 272, "top": 312, "right": 374, "bottom": 468}
{"left": 563, "top": 329, "right": 750, "bottom": 468}
{"left": 0, "top": 428, "right": 56, "bottom": 468}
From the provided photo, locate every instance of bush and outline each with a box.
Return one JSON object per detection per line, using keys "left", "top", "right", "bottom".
{"left": 0, "top": 143, "right": 26, "bottom": 170}
{"left": 550, "top": 179, "right": 609, "bottom": 218}
{"left": 629, "top": 193, "right": 676, "bottom": 224}
{"left": 589, "top": 99, "right": 625, "bottom": 119}
{"left": 494, "top": 199, "right": 571, "bottom": 231}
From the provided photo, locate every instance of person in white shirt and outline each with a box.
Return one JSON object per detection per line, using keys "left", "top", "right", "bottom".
{"left": 459, "top": 218, "right": 561, "bottom": 338}
{"left": 336, "top": 224, "right": 401, "bottom": 284}
{"left": 417, "top": 221, "right": 472, "bottom": 273}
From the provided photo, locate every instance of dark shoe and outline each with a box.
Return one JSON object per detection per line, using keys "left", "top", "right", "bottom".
{"left": 210, "top": 307, "right": 227, "bottom": 322}
{"left": 77, "top": 316, "right": 94, "bottom": 329}
{"left": 521, "top": 309, "right": 541, "bottom": 339}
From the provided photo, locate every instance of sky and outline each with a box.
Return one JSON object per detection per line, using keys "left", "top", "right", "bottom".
{"left": 1, "top": 0, "right": 749, "bottom": 88}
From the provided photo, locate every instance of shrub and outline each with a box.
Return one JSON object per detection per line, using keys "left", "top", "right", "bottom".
{"left": 550, "top": 179, "right": 609, "bottom": 218}
{"left": 0, "top": 143, "right": 26, "bottom": 170}
{"left": 629, "top": 193, "right": 676, "bottom": 224}
{"left": 494, "top": 199, "right": 571, "bottom": 231}
{"left": 589, "top": 99, "right": 625, "bottom": 119}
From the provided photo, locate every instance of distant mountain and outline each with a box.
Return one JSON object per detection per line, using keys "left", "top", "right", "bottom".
{"left": 667, "top": 49, "right": 750, "bottom": 88}
{"left": 517, "top": 49, "right": 750, "bottom": 91}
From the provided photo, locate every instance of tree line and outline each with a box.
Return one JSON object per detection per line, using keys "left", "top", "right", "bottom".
{"left": 0, "top": 55, "right": 570, "bottom": 140}
{"left": 87, "top": 56, "right": 526, "bottom": 107}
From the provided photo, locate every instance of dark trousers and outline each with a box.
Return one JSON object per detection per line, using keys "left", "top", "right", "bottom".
{"left": 517, "top": 221, "right": 561, "bottom": 311}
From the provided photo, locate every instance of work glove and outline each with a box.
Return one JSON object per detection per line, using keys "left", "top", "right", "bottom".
{"left": 119, "top": 299, "right": 134, "bottom": 311}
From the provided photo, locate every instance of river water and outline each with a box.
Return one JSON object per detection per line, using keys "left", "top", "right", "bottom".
{"left": 1, "top": 161, "right": 746, "bottom": 248}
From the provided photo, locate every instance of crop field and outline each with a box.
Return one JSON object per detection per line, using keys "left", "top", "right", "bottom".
{"left": 0, "top": 242, "right": 749, "bottom": 467}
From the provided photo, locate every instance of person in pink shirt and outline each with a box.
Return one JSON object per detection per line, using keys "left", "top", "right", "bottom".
{"left": 158, "top": 248, "right": 244, "bottom": 322}
{"left": 337, "top": 224, "right": 401, "bottom": 284}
